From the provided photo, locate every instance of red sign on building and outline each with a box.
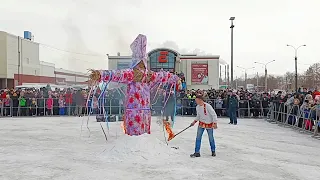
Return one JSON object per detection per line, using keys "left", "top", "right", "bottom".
{"left": 158, "top": 51, "right": 168, "bottom": 63}
{"left": 191, "top": 64, "right": 209, "bottom": 84}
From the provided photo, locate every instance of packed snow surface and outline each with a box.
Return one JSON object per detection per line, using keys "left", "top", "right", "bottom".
{"left": 1, "top": 116, "right": 320, "bottom": 180}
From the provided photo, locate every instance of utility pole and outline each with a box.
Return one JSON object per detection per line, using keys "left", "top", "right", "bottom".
{"left": 225, "top": 65, "right": 227, "bottom": 86}
{"left": 227, "top": 64, "right": 230, "bottom": 87}
{"left": 237, "top": 66, "right": 254, "bottom": 89}
{"left": 254, "top": 60, "right": 275, "bottom": 92}
{"left": 245, "top": 71, "right": 247, "bottom": 86}
{"left": 315, "top": 64, "right": 318, "bottom": 89}
{"left": 256, "top": 72, "right": 259, "bottom": 89}
{"left": 219, "top": 65, "right": 222, "bottom": 84}
{"left": 229, "top": 17, "right": 235, "bottom": 88}
{"left": 287, "top": 44, "right": 306, "bottom": 92}
{"left": 285, "top": 76, "right": 288, "bottom": 92}
{"left": 235, "top": 76, "right": 238, "bottom": 89}
{"left": 264, "top": 68, "right": 267, "bottom": 92}
{"left": 18, "top": 36, "right": 21, "bottom": 86}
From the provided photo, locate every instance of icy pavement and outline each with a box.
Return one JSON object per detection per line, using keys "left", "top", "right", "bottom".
{"left": 1, "top": 116, "right": 320, "bottom": 180}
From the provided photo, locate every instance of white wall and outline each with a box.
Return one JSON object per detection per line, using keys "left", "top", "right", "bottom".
{"left": 0, "top": 32, "right": 7, "bottom": 78}
{"left": 75, "top": 76, "right": 88, "bottom": 82}
{"left": 108, "top": 58, "right": 117, "bottom": 70}
{"left": 208, "top": 59, "right": 220, "bottom": 89}
{"left": 40, "top": 61, "right": 55, "bottom": 77}
{"left": 108, "top": 56, "right": 132, "bottom": 70}
{"left": 55, "top": 68, "right": 88, "bottom": 76}
{"left": 1, "top": 31, "right": 89, "bottom": 85}
{"left": 6, "top": 33, "right": 19, "bottom": 79}
{"left": 54, "top": 74, "right": 88, "bottom": 82}
{"left": 6, "top": 33, "right": 40, "bottom": 78}
{"left": 55, "top": 68, "right": 88, "bottom": 83}
{"left": 20, "top": 38, "right": 40, "bottom": 76}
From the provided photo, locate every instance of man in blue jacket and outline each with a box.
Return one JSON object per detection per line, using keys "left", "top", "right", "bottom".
{"left": 227, "top": 90, "right": 239, "bottom": 125}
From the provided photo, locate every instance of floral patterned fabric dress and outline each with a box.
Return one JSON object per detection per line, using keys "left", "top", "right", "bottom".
{"left": 99, "top": 69, "right": 179, "bottom": 136}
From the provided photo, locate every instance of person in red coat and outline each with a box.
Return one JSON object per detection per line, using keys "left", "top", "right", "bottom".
{"left": 65, "top": 90, "right": 73, "bottom": 115}
{"left": 1, "top": 90, "right": 7, "bottom": 100}
{"left": 313, "top": 90, "right": 320, "bottom": 100}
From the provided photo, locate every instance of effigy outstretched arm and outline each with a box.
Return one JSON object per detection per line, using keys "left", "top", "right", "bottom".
{"left": 149, "top": 71, "right": 181, "bottom": 89}
{"left": 89, "top": 69, "right": 134, "bottom": 85}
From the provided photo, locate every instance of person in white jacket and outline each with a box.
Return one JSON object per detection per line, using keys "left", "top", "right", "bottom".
{"left": 190, "top": 95, "right": 218, "bottom": 158}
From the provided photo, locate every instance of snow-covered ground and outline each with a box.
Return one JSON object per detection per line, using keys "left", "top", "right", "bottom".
{"left": 1, "top": 116, "right": 320, "bottom": 180}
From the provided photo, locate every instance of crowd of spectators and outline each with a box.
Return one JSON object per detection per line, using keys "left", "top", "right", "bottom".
{"left": 1, "top": 84, "right": 319, "bottom": 136}
{"left": 0, "top": 85, "right": 319, "bottom": 120}
{"left": 0, "top": 85, "right": 128, "bottom": 117}
{"left": 174, "top": 88, "right": 271, "bottom": 117}
{"left": 271, "top": 88, "right": 320, "bottom": 131}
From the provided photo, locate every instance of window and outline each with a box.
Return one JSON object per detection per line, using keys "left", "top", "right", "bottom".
{"left": 149, "top": 50, "right": 176, "bottom": 72}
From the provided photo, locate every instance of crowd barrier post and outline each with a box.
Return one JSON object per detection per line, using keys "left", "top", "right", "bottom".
{"left": 0, "top": 100, "right": 3, "bottom": 117}
{"left": 313, "top": 109, "right": 320, "bottom": 137}
{"left": 237, "top": 101, "right": 240, "bottom": 118}
{"left": 260, "top": 103, "right": 263, "bottom": 117}
{"left": 263, "top": 103, "right": 270, "bottom": 121}
{"left": 269, "top": 103, "right": 276, "bottom": 121}
{"left": 247, "top": 101, "right": 250, "bottom": 118}
{"left": 266, "top": 101, "right": 320, "bottom": 139}
{"left": 269, "top": 103, "right": 278, "bottom": 124}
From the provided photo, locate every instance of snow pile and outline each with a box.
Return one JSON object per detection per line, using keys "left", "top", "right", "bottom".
{"left": 103, "top": 134, "right": 179, "bottom": 161}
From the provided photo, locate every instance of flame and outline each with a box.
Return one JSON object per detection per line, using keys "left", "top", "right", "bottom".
{"left": 121, "top": 115, "right": 126, "bottom": 134}
{"left": 163, "top": 120, "right": 175, "bottom": 141}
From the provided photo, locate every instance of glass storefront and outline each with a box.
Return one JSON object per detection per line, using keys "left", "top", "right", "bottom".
{"left": 149, "top": 50, "right": 176, "bottom": 73}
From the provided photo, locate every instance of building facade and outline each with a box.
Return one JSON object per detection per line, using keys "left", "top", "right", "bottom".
{"left": 0, "top": 31, "right": 88, "bottom": 89}
{"left": 108, "top": 48, "right": 224, "bottom": 90}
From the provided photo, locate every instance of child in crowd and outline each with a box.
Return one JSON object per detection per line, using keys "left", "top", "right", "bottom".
{"left": 4, "top": 95, "right": 12, "bottom": 116}
{"left": 215, "top": 96, "right": 223, "bottom": 116}
{"left": 58, "top": 94, "right": 65, "bottom": 115}
{"left": 92, "top": 96, "right": 99, "bottom": 114}
{"left": 46, "top": 95, "right": 53, "bottom": 116}
{"left": 19, "top": 94, "right": 27, "bottom": 116}
{"left": 30, "top": 98, "right": 37, "bottom": 116}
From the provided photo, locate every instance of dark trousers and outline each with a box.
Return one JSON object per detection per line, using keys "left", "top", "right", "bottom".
{"left": 38, "top": 108, "right": 45, "bottom": 116}
{"left": 229, "top": 108, "right": 237, "bottom": 124}
{"left": 4, "top": 106, "right": 11, "bottom": 116}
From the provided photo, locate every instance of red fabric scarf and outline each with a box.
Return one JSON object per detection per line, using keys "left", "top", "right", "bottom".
{"left": 203, "top": 103, "right": 207, "bottom": 115}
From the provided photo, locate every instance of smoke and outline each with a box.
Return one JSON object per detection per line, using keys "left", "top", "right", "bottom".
{"left": 149, "top": 40, "right": 214, "bottom": 55}
{"left": 102, "top": 24, "right": 132, "bottom": 55}
{"left": 61, "top": 18, "right": 87, "bottom": 55}
{"left": 61, "top": 11, "right": 108, "bottom": 72}
{"left": 149, "top": 40, "right": 227, "bottom": 65}
{"left": 58, "top": 0, "right": 228, "bottom": 73}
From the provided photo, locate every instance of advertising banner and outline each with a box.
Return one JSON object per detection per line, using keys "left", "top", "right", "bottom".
{"left": 191, "top": 64, "right": 208, "bottom": 84}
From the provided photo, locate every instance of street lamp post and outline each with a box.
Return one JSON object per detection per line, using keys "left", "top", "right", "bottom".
{"left": 230, "top": 17, "right": 235, "bottom": 88}
{"left": 287, "top": 44, "right": 306, "bottom": 92}
{"left": 237, "top": 66, "right": 254, "bottom": 87}
{"left": 254, "top": 60, "right": 275, "bottom": 92}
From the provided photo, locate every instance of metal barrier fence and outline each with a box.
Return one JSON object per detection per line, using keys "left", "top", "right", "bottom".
{"left": 0, "top": 97, "right": 270, "bottom": 118}
{"left": 2, "top": 97, "right": 318, "bottom": 138}
{"left": 265, "top": 102, "right": 320, "bottom": 138}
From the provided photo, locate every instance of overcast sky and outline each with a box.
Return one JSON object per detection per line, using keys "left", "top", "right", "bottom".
{"left": 1, "top": 0, "right": 319, "bottom": 77}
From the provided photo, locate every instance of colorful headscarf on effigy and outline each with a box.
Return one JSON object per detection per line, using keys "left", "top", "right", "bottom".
{"left": 130, "top": 34, "right": 147, "bottom": 69}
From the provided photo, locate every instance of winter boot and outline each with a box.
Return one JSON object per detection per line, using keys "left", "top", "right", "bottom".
{"left": 212, "top": 151, "right": 216, "bottom": 157}
{"left": 190, "top": 152, "right": 201, "bottom": 158}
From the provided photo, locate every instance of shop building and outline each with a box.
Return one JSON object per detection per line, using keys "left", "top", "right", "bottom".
{"left": 108, "top": 48, "right": 225, "bottom": 90}
{"left": 0, "top": 31, "right": 88, "bottom": 89}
